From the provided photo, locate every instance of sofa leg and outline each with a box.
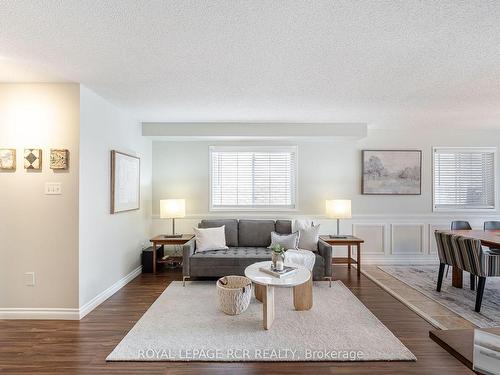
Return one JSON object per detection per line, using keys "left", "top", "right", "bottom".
{"left": 182, "top": 276, "right": 190, "bottom": 287}
{"left": 324, "top": 276, "right": 332, "bottom": 288}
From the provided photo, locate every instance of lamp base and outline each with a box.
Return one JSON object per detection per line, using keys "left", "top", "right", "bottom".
{"left": 164, "top": 234, "right": 183, "bottom": 238}
{"left": 329, "top": 234, "right": 349, "bottom": 239}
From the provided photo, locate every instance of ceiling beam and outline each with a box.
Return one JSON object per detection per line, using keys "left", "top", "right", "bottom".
{"left": 142, "top": 122, "right": 367, "bottom": 141}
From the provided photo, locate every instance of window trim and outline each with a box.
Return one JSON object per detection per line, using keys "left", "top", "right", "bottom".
{"left": 208, "top": 145, "right": 299, "bottom": 212}
{"left": 432, "top": 146, "right": 497, "bottom": 212}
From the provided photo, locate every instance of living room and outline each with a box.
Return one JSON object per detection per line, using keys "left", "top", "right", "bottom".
{"left": 1, "top": 1, "right": 499, "bottom": 374}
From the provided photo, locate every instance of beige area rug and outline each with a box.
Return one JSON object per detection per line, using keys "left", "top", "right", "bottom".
{"left": 107, "top": 281, "right": 415, "bottom": 362}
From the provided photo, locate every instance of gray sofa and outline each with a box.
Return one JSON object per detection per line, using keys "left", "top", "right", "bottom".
{"left": 182, "top": 219, "right": 333, "bottom": 285}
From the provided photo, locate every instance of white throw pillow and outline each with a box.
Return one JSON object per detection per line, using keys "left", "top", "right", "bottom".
{"left": 294, "top": 219, "right": 313, "bottom": 232}
{"left": 296, "top": 221, "right": 320, "bottom": 252}
{"left": 193, "top": 226, "right": 229, "bottom": 252}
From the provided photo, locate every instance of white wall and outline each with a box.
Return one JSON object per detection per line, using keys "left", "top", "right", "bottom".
{"left": 0, "top": 83, "right": 80, "bottom": 312}
{"left": 152, "top": 129, "right": 500, "bottom": 263}
{"left": 79, "top": 86, "right": 152, "bottom": 310}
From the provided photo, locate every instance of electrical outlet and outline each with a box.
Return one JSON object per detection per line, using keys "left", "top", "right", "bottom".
{"left": 45, "top": 182, "right": 62, "bottom": 195}
{"left": 24, "top": 272, "right": 35, "bottom": 286}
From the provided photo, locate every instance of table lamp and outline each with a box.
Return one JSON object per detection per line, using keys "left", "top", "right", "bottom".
{"left": 325, "top": 199, "right": 351, "bottom": 238}
{"left": 160, "top": 199, "right": 186, "bottom": 238}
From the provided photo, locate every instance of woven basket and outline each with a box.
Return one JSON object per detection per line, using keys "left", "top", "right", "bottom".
{"left": 216, "top": 275, "right": 252, "bottom": 315}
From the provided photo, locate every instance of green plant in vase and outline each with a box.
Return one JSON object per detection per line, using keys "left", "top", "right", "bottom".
{"left": 270, "top": 244, "right": 286, "bottom": 271}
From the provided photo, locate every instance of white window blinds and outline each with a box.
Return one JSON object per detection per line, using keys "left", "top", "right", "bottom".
{"left": 433, "top": 147, "right": 496, "bottom": 211}
{"left": 210, "top": 146, "right": 297, "bottom": 210}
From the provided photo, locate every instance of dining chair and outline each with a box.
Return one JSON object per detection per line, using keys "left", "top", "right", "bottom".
{"left": 447, "top": 221, "right": 474, "bottom": 287}
{"left": 484, "top": 221, "right": 500, "bottom": 230}
{"left": 435, "top": 231, "right": 500, "bottom": 312}
{"left": 451, "top": 221, "right": 472, "bottom": 230}
{"left": 453, "top": 235, "right": 500, "bottom": 312}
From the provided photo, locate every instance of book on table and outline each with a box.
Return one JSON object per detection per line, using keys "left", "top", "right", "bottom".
{"left": 259, "top": 265, "right": 298, "bottom": 278}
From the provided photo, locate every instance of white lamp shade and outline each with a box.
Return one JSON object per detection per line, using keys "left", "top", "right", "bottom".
{"left": 325, "top": 199, "right": 352, "bottom": 219}
{"left": 160, "top": 199, "right": 186, "bottom": 219}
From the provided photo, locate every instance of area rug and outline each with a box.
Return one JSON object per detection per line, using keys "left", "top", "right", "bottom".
{"left": 378, "top": 265, "right": 500, "bottom": 328}
{"left": 107, "top": 281, "right": 415, "bottom": 362}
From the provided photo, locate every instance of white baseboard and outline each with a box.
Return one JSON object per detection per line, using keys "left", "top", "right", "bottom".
{"left": 79, "top": 265, "right": 142, "bottom": 319}
{"left": 0, "top": 307, "right": 80, "bottom": 320}
{"left": 0, "top": 266, "right": 142, "bottom": 321}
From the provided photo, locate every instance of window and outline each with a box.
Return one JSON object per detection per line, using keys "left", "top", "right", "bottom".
{"left": 210, "top": 146, "right": 297, "bottom": 210}
{"left": 433, "top": 147, "right": 496, "bottom": 211}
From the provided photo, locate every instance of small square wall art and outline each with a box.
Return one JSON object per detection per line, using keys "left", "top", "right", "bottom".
{"left": 0, "top": 149, "right": 16, "bottom": 170}
{"left": 50, "top": 149, "right": 69, "bottom": 170}
{"left": 24, "top": 148, "right": 42, "bottom": 170}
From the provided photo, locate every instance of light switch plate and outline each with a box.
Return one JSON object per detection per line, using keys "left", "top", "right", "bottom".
{"left": 24, "top": 272, "right": 35, "bottom": 286}
{"left": 45, "top": 182, "right": 62, "bottom": 195}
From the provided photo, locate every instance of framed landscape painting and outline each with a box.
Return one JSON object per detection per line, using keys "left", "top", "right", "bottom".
{"left": 362, "top": 150, "right": 422, "bottom": 195}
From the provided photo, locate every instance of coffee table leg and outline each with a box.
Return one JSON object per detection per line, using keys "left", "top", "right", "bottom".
{"left": 254, "top": 283, "right": 265, "bottom": 303}
{"left": 263, "top": 285, "right": 275, "bottom": 330}
{"left": 293, "top": 276, "right": 313, "bottom": 311}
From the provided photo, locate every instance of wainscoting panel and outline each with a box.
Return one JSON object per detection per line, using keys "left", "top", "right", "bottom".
{"left": 390, "top": 224, "right": 425, "bottom": 255}
{"left": 352, "top": 224, "right": 386, "bottom": 255}
{"left": 151, "top": 214, "right": 500, "bottom": 264}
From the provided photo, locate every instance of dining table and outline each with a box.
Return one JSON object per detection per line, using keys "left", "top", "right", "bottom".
{"left": 445, "top": 229, "right": 500, "bottom": 288}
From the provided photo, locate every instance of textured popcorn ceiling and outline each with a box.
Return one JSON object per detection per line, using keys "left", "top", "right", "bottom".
{"left": 1, "top": 0, "right": 500, "bottom": 128}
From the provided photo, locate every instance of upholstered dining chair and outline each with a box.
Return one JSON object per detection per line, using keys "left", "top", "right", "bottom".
{"left": 451, "top": 221, "right": 472, "bottom": 230}
{"left": 447, "top": 221, "right": 473, "bottom": 285}
{"left": 435, "top": 231, "right": 500, "bottom": 312}
{"left": 484, "top": 221, "right": 500, "bottom": 230}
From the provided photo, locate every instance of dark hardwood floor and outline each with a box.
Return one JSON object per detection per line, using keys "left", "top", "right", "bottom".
{"left": 0, "top": 266, "right": 473, "bottom": 374}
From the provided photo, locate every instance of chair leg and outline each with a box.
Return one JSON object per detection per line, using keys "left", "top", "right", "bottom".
{"left": 437, "top": 263, "right": 445, "bottom": 292}
{"left": 182, "top": 276, "right": 190, "bottom": 287}
{"left": 470, "top": 273, "right": 476, "bottom": 291}
{"left": 475, "top": 277, "right": 486, "bottom": 312}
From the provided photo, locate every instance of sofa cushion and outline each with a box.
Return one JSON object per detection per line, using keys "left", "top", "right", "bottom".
{"left": 190, "top": 247, "right": 273, "bottom": 266}
{"left": 198, "top": 219, "right": 238, "bottom": 247}
{"left": 238, "top": 220, "right": 275, "bottom": 247}
{"left": 275, "top": 219, "right": 292, "bottom": 234}
{"left": 189, "top": 247, "right": 326, "bottom": 279}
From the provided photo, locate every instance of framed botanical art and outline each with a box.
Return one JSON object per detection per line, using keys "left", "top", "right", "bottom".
{"left": 362, "top": 150, "right": 422, "bottom": 195}
{"left": 50, "top": 149, "right": 69, "bottom": 169}
{"left": 0, "top": 149, "right": 16, "bottom": 170}
{"left": 111, "top": 150, "right": 140, "bottom": 214}
{"left": 24, "top": 148, "right": 42, "bottom": 170}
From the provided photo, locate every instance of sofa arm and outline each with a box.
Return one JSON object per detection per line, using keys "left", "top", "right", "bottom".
{"left": 318, "top": 239, "right": 333, "bottom": 278}
{"left": 182, "top": 238, "right": 196, "bottom": 276}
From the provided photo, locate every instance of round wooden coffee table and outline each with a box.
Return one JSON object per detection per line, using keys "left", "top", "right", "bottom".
{"left": 244, "top": 261, "right": 313, "bottom": 330}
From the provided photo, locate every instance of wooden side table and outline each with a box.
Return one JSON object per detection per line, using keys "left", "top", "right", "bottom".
{"left": 319, "top": 235, "right": 364, "bottom": 276}
{"left": 150, "top": 234, "right": 194, "bottom": 274}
